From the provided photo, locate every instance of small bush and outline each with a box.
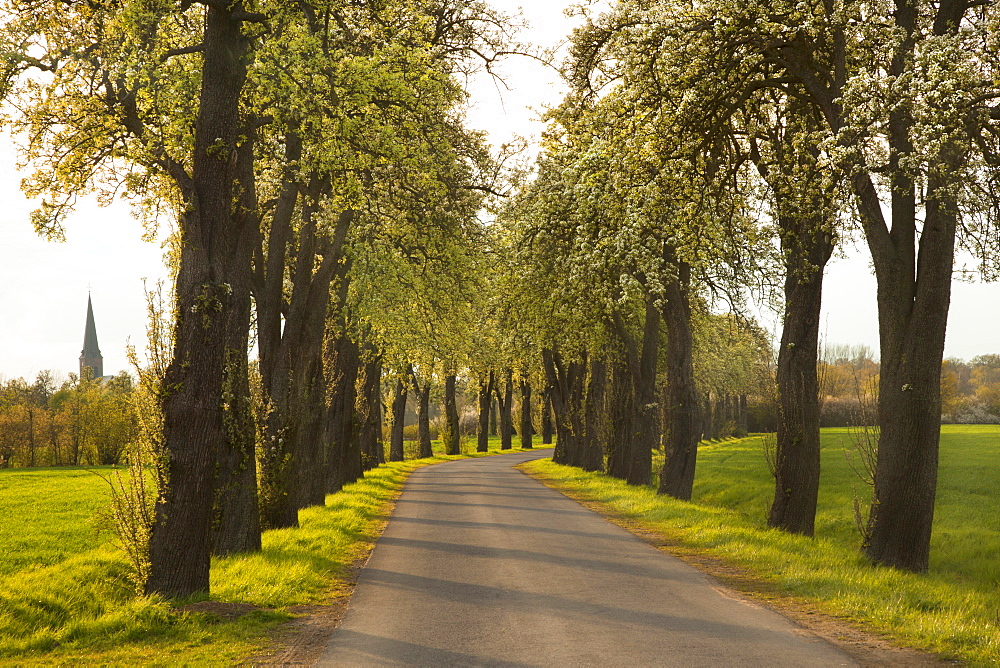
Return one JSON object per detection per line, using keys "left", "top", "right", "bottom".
{"left": 746, "top": 402, "right": 776, "bottom": 433}
{"left": 401, "top": 424, "right": 438, "bottom": 441}
{"left": 943, "top": 402, "right": 1000, "bottom": 425}
{"left": 820, "top": 396, "right": 863, "bottom": 427}
{"left": 459, "top": 408, "right": 479, "bottom": 436}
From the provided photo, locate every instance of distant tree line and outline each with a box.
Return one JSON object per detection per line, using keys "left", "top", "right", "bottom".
{"left": 0, "top": 371, "right": 135, "bottom": 468}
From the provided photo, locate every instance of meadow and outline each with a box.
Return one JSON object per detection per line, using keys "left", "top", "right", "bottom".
{"left": 522, "top": 425, "right": 1000, "bottom": 664}
{"left": 0, "top": 437, "right": 537, "bottom": 664}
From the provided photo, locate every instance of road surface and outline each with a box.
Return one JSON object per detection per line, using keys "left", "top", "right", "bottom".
{"left": 318, "top": 449, "right": 855, "bottom": 667}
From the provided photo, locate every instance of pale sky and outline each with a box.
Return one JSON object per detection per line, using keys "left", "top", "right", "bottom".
{"left": 0, "top": 1, "right": 997, "bottom": 382}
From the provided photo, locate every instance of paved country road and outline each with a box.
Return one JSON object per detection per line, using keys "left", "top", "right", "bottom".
{"left": 318, "top": 449, "right": 855, "bottom": 667}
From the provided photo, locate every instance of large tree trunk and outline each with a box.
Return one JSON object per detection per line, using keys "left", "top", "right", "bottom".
{"left": 542, "top": 348, "right": 582, "bottom": 465}
{"left": 357, "top": 346, "right": 384, "bottom": 470}
{"left": 581, "top": 356, "right": 605, "bottom": 472}
{"left": 567, "top": 361, "right": 588, "bottom": 467}
{"left": 292, "top": 207, "right": 353, "bottom": 510}
{"left": 388, "top": 371, "right": 407, "bottom": 462}
{"left": 442, "top": 373, "right": 461, "bottom": 455}
{"left": 610, "top": 293, "right": 660, "bottom": 486}
{"left": 541, "top": 383, "right": 554, "bottom": 445}
{"left": 146, "top": 4, "right": 252, "bottom": 599}
{"left": 768, "top": 208, "right": 834, "bottom": 536}
{"left": 701, "top": 395, "right": 715, "bottom": 441}
{"left": 477, "top": 371, "right": 494, "bottom": 452}
{"left": 746, "top": 88, "right": 837, "bottom": 536}
{"left": 325, "top": 329, "right": 361, "bottom": 494}
{"left": 211, "top": 131, "right": 260, "bottom": 555}
{"left": 605, "top": 356, "right": 633, "bottom": 480}
{"left": 498, "top": 368, "right": 514, "bottom": 450}
{"left": 658, "top": 261, "right": 701, "bottom": 500}
{"left": 854, "top": 1, "right": 968, "bottom": 571}
{"left": 519, "top": 378, "right": 533, "bottom": 450}
{"left": 611, "top": 294, "right": 660, "bottom": 485}
{"left": 413, "top": 371, "right": 433, "bottom": 458}
{"left": 859, "top": 144, "right": 961, "bottom": 571}
{"left": 211, "top": 346, "right": 260, "bottom": 554}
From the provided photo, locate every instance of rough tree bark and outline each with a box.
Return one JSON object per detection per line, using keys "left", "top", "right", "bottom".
{"left": 610, "top": 292, "right": 660, "bottom": 486}
{"left": 767, "top": 209, "right": 834, "bottom": 535}
{"left": 146, "top": 3, "right": 258, "bottom": 598}
{"left": 498, "top": 368, "right": 514, "bottom": 450}
{"left": 658, "top": 260, "right": 702, "bottom": 500}
{"left": 739, "top": 95, "right": 838, "bottom": 536}
{"left": 541, "top": 383, "right": 554, "bottom": 445}
{"left": 581, "top": 356, "right": 606, "bottom": 472}
{"left": 413, "top": 370, "right": 433, "bottom": 458}
{"left": 389, "top": 371, "right": 408, "bottom": 462}
{"left": 211, "top": 129, "right": 260, "bottom": 556}
{"left": 605, "top": 355, "right": 634, "bottom": 480}
{"left": 477, "top": 370, "right": 495, "bottom": 452}
{"left": 519, "top": 377, "right": 533, "bottom": 450}
{"left": 357, "top": 344, "right": 384, "bottom": 470}
{"left": 542, "top": 348, "right": 585, "bottom": 466}
{"left": 324, "top": 328, "right": 361, "bottom": 495}
{"left": 858, "top": 4, "right": 964, "bottom": 573}
{"left": 442, "top": 373, "right": 461, "bottom": 455}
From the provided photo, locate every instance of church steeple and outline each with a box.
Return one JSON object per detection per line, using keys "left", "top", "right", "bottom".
{"left": 80, "top": 293, "right": 104, "bottom": 379}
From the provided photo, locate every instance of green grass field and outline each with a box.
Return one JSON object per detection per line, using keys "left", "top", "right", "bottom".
{"left": 522, "top": 425, "right": 1000, "bottom": 663}
{"left": 0, "top": 436, "right": 540, "bottom": 664}
{"left": 0, "top": 467, "right": 114, "bottom": 577}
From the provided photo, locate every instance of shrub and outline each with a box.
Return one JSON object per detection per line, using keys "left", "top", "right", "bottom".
{"left": 459, "top": 408, "right": 479, "bottom": 436}
{"left": 746, "top": 401, "right": 776, "bottom": 433}
{"left": 943, "top": 402, "right": 1000, "bottom": 425}
{"left": 819, "top": 396, "right": 863, "bottom": 427}
{"left": 401, "top": 424, "right": 438, "bottom": 441}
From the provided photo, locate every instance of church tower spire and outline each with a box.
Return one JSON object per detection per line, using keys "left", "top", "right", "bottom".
{"left": 80, "top": 293, "right": 104, "bottom": 379}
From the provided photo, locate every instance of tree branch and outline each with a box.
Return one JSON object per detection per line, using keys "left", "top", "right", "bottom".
{"left": 160, "top": 44, "right": 204, "bottom": 62}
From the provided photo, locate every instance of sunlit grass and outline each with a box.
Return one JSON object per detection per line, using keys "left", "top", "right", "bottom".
{"left": 0, "top": 467, "right": 113, "bottom": 576}
{"left": 521, "top": 425, "right": 1000, "bottom": 664}
{"left": 0, "top": 435, "right": 538, "bottom": 663}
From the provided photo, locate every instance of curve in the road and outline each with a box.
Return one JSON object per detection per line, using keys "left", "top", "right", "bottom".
{"left": 318, "top": 449, "right": 855, "bottom": 667}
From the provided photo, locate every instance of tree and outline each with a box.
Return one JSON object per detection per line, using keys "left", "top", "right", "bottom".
{"left": 476, "top": 370, "right": 495, "bottom": 453}
{"left": 387, "top": 370, "right": 409, "bottom": 462}
{"left": 3, "top": 0, "right": 268, "bottom": 595}
{"left": 442, "top": 372, "right": 461, "bottom": 455}
{"left": 518, "top": 375, "right": 533, "bottom": 449}
{"left": 145, "top": 1, "right": 264, "bottom": 597}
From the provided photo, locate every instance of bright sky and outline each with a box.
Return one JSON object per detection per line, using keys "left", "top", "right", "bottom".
{"left": 0, "top": 1, "right": 997, "bottom": 382}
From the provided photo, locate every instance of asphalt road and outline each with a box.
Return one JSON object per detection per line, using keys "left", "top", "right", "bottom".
{"left": 318, "top": 449, "right": 856, "bottom": 667}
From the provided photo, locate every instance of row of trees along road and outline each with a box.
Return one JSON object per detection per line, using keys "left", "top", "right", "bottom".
{"left": 1, "top": 0, "right": 998, "bottom": 596}
{"left": 502, "top": 0, "right": 1000, "bottom": 573}
{"left": 0, "top": 0, "right": 521, "bottom": 598}
{"left": 6, "top": 344, "right": 996, "bottom": 470}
